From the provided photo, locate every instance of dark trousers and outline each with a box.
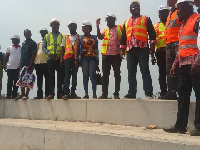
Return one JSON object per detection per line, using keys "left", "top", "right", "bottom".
{"left": 126, "top": 47, "right": 153, "bottom": 96}
{"left": 102, "top": 55, "right": 121, "bottom": 96}
{"left": 7, "top": 69, "right": 19, "bottom": 98}
{"left": 35, "top": 63, "right": 49, "bottom": 98}
{"left": 175, "top": 65, "right": 200, "bottom": 129}
{"left": 155, "top": 48, "right": 167, "bottom": 96}
{"left": 166, "top": 44, "right": 178, "bottom": 92}
{"left": 63, "top": 58, "right": 78, "bottom": 95}
{"left": 47, "top": 59, "right": 64, "bottom": 98}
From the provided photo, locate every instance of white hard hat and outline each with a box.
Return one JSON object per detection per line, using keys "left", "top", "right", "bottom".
{"left": 105, "top": 13, "right": 117, "bottom": 20}
{"left": 68, "top": 20, "right": 77, "bottom": 26}
{"left": 176, "top": 0, "right": 194, "bottom": 7}
{"left": 82, "top": 21, "right": 92, "bottom": 27}
{"left": 130, "top": 0, "right": 140, "bottom": 6}
{"left": 10, "top": 34, "right": 20, "bottom": 40}
{"left": 50, "top": 18, "right": 60, "bottom": 26}
{"left": 39, "top": 27, "right": 48, "bottom": 32}
{"left": 159, "top": 5, "right": 171, "bottom": 11}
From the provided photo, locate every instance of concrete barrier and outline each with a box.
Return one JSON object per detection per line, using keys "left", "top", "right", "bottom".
{"left": 0, "top": 119, "right": 199, "bottom": 150}
{"left": 0, "top": 99, "right": 196, "bottom": 129}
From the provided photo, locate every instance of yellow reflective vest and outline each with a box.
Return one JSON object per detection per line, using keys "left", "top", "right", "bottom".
{"left": 45, "top": 32, "right": 63, "bottom": 56}
{"left": 154, "top": 22, "right": 166, "bottom": 49}
{"left": 101, "top": 25, "right": 123, "bottom": 54}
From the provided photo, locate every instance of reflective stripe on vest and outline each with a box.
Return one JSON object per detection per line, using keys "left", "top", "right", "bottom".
{"left": 165, "top": 10, "right": 182, "bottom": 44}
{"left": 101, "top": 25, "right": 122, "bottom": 54}
{"left": 125, "top": 16, "right": 148, "bottom": 42}
{"left": 154, "top": 22, "right": 166, "bottom": 49}
{"left": 178, "top": 13, "right": 200, "bottom": 61}
{"left": 46, "top": 32, "right": 63, "bottom": 55}
{"left": 64, "top": 35, "right": 76, "bottom": 55}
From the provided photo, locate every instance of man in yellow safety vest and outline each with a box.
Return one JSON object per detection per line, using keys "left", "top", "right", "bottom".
{"left": 154, "top": 5, "right": 170, "bottom": 98}
{"left": 96, "top": 13, "right": 122, "bottom": 99}
{"left": 42, "top": 18, "right": 64, "bottom": 100}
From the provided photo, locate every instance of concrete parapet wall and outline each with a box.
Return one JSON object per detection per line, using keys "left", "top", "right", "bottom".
{"left": 0, "top": 99, "right": 196, "bottom": 129}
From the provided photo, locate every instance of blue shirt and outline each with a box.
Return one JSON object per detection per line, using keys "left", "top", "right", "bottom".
{"left": 20, "top": 38, "right": 37, "bottom": 68}
{"left": 42, "top": 32, "right": 61, "bottom": 60}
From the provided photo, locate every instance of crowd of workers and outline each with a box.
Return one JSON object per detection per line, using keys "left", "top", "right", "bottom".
{"left": 0, "top": 0, "right": 200, "bottom": 136}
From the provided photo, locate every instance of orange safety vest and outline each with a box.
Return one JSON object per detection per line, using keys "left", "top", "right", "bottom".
{"left": 178, "top": 13, "right": 200, "bottom": 61}
{"left": 101, "top": 25, "right": 123, "bottom": 54}
{"left": 165, "top": 9, "right": 182, "bottom": 44}
{"left": 125, "top": 15, "right": 148, "bottom": 42}
{"left": 64, "top": 35, "right": 77, "bottom": 60}
{"left": 154, "top": 22, "right": 166, "bottom": 49}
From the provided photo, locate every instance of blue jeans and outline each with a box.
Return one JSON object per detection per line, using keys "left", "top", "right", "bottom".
{"left": 126, "top": 47, "right": 153, "bottom": 96}
{"left": 81, "top": 57, "right": 98, "bottom": 94}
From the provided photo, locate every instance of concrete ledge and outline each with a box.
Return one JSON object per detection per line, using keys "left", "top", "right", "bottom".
{"left": 0, "top": 119, "right": 199, "bottom": 150}
{"left": 0, "top": 99, "right": 196, "bottom": 129}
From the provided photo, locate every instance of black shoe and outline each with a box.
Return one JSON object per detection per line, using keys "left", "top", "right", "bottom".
{"left": 190, "top": 129, "right": 200, "bottom": 136}
{"left": 71, "top": 93, "right": 81, "bottom": 99}
{"left": 98, "top": 95, "right": 107, "bottom": 99}
{"left": 93, "top": 94, "right": 97, "bottom": 99}
{"left": 163, "top": 126, "right": 186, "bottom": 134}
{"left": 113, "top": 92, "right": 120, "bottom": 99}
{"left": 122, "top": 94, "right": 136, "bottom": 99}
{"left": 82, "top": 95, "right": 89, "bottom": 99}
{"left": 159, "top": 91, "right": 177, "bottom": 100}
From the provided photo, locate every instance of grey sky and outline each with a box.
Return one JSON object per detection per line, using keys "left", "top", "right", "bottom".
{"left": 0, "top": 0, "right": 197, "bottom": 99}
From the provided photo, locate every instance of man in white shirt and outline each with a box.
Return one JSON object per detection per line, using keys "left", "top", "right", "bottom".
{"left": 61, "top": 20, "right": 80, "bottom": 100}
{"left": 34, "top": 27, "right": 49, "bottom": 99}
{"left": 3, "top": 34, "right": 21, "bottom": 99}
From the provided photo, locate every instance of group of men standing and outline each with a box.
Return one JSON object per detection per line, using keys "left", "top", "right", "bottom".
{"left": 2, "top": 0, "right": 200, "bottom": 136}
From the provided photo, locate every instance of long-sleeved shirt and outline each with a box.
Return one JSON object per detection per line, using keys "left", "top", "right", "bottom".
{"left": 173, "top": 16, "right": 200, "bottom": 67}
{"left": 120, "top": 15, "right": 156, "bottom": 51}
{"left": 42, "top": 32, "right": 60, "bottom": 60}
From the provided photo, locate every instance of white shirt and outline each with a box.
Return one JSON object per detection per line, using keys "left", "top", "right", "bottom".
{"left": 61, "top": 34, "right": 78, "bottom": 47}
{"left": 6, "top": 45, "right": 21, "bottom": 69}
{"left": 35, "top": 41, "right": 47, "bottom": 64}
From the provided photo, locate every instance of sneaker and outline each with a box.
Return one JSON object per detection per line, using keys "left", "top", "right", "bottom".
{"left": 46, "top": 95, "right": 54, "bottom": 100}
{"left": 190, "top": 129, "right": 200, "bottom": 136}
{"left": 62, "top": 95, "right": 69, "bottom": 100}
{"left": 159, "top": 91, "right": 177, "bottom": 100}
{"left": 70, "top": 94, "right": 81, "bottom": 99}
{"left": 146, "top": 96, "right": 153, "bottom": 99}
{"left": 98, "top": 95, "right": 108, "bottom": 99}
{"left": 121, "top": 94, "right": 136, "bottom": 99}
{"left": 82, "top": 95, "right": 89, "bottom": 99}
{"left": 163, "top": 125, "right": 186, "bottom": 134}
{"left": 21, "top": 96, "right": 28, "bottom": 100}
{"left": 14, "top": 95, "right": 24, "bottom": 101}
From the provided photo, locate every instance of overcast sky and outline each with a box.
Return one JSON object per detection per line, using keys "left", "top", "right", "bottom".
{"left": 0, "top": 0, "right": 197, "bottom": 99}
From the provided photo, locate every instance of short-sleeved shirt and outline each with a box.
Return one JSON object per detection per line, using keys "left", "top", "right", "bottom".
{"left": 20, "top": 38, "right": 37, "bottom": 68}
{"left": 102, "top": 26, "right": 121, "bottom": 55}
{"left": 6, "top": 45, "right": 21, "bottom": 69}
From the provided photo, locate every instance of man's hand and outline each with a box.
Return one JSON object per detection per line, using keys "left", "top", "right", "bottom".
{"left": 96, "top": 18, "right": 101, "bottom": 27}
{"left": 49, "top": 54, "right": 56, "bottom": 60}
{"left": 74, "top": 60, "right": 79, "bottom": 68}
{"left": 151, "top": 55, "right": 156, "bottom": 65}
{"left": 191, "top": 64, "right": 200, "bottom": 75}
{"left": 3, "top": 65, "right": 7, "bottom": 71}
{"left": 170, "top": 65, "right": 178, "bottom": 77}
{"left": 28, "top": 63, "right": 34, "bottom": 70}
{"left": 120, "top": 49, "right": 125, "bottom": 59}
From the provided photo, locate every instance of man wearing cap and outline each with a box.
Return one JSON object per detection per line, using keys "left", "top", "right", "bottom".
{"left": 34, "top": 28, "right": 49, "bottom": 99}
{"left": 159, "top": 0, "right": 182, "bottom": 100}
{"left": 164, "top": 0, "right": 200, "bottom": 136}
{"left": 3, "top": 34, "right": 21, "bottom": 99}
{"left": 120, "top": 1, "right": 156, "bottom": 99}
{"left": 154, "top": 5, "right": 170, "bottom": 98}
{"left": 61, "top": 20, "right": 80, "bottom": 100}
{"left": 42, "top": 18, "right": 64, "bottom": 100}
{"left": 96, "top": 13, "right": 123, "bottom": 99}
